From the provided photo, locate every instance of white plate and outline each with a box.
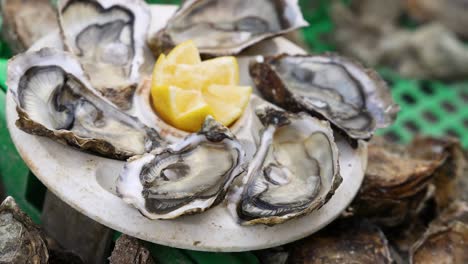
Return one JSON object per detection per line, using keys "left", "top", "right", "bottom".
{"left": 5, "top": 4, "right": 367, "bottom": 252}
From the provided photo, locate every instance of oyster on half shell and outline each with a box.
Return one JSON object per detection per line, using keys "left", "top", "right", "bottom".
{"left": 229, "top": 106, "right": 341, "bottom": 225}
{"left": 117, "top": 116, "right": 246, "bottom": 219}
{"left": 58, "top": 0, "right": 151, "bottom": 109}
{"left": 249, "top": 54, "right": 399, "bottom": 142}
{"left": 148, "top": 0, "right": 308, "bottom": 56}
{"left": 7, "top": 48, "right": 162, "bottom": 160}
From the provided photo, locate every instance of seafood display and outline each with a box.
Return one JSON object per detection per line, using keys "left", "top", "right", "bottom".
{"left": 7, "top": 0, "right": 398, "bottom": 228}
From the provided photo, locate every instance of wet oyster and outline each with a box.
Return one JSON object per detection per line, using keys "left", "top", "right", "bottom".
{"left": 0, "top": 197, "right": 49, "bottom": 263}
{"left": 117, "top": 116, "right": 245, "bottom": 219}
{"left": 7, "top": 48, "right": 162, "bottom": 160}
{"left": 249, "top": 54, "right": 398, "bottom": 142}
{"left": 0, "top": 0, "right": 59, "bottom": 53}
{"left": 351, "top": 136, "right": 447, "bottom": 226}
{"left": 288, "top": 219, "right": 394, "bottom": 264}
{"left": 58, "top": 0, "right": 151, "bottom": 109}
{"left": 230, "top": 107, "right": 341, "bottom": 225}
{"left": 410, "top": 201, "right": 468, "bottom": 264}
{"left": 148, "top": 0, "right": 308, "bottom": 56}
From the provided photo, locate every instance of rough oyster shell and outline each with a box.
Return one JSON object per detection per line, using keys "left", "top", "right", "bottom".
{"left": 117, "top": 116, "right": 246, "bottom": 219}
{"left": 410, "top": 201, "right": 468, "bottom": 264}
{"left": 58, "top": 0, "right": 151, "bottom": 109}
{"left": 250, "top": 54, "right": 398, "bottom": 143}
{"left": 351, "top": 136, "right": 448, "bottom": 226}
{"left": 0, "top": 196, "right": 49, "bottom": 263}
{"left": 0, "top": 0, "right": 59, "bottom": 54}
{"left": 148, "top": 0, "right": 308, "bottom": 56}
{"left": 7, "top": 48, "right": 162, "bottom": 160}
{"left": 229, "top": 106, "right": 341, "bottom": 225}
{"left": 288, "top": 218, "right": 394, "bottom": 264}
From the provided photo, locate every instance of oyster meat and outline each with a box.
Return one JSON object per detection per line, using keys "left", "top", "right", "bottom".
{"left": 249, "top": 54, "right": 399, "bottom": 142}
{"left": 58, "top": 0, "right": 151, "bottom": 109}
{"left": 117, "top": 117, "right": 245, "bottom": 219}
{"left": 148, "top": 0, "right": 308, "bottom": 56}
{"left": 230, "top": 107, "right": 341, "bottom": 225}
{"left": 7, "top": 48, "right": 162, "bottom": 160}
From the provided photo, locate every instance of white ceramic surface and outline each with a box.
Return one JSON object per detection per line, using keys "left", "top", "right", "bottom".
{"left": 5, "top": 4, "right": 367, "bottom": 252}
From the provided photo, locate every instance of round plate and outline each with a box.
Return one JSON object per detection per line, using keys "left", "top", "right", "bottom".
{"left": 6, "top": 4, "right": 367, "bottom": 252}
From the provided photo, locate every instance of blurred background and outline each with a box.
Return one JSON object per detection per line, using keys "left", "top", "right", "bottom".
{"left": 0, "top": 0, "right": 467, "bottom": 263}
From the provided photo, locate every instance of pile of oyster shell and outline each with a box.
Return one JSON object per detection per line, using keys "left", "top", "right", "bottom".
{"left": 5, "top": 0, "right": 398, "bottom": 225}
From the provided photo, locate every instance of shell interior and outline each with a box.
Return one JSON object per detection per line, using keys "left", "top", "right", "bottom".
{"left": 150, "top": 0, "right": 308, "bottom": 55}
{"left": 7, "top": 48, "right": 161, "bottom": 159}
{"left": 232, "top": 107, "right": 342, "bottom": 225}
{"left": 58, "top": 0, "right": 151, "bottom": 108}
{"left": 117, "top": 117, "right": 246, "bottom": 219}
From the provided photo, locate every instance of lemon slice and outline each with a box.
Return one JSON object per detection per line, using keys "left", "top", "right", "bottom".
{"left": 150, "top": 41, "right": 251, "bottom": 131}
{"left": 203, "top": 85, "right": 252, "bottom": 126}
{"left": 166, "top": 40, "right": 201, "bottom": 65}
{"left": 173, "top": 57, "right": 239, "bottom": 91}
{"left": 169, "top": 86, "right": 212, "bottom": 132}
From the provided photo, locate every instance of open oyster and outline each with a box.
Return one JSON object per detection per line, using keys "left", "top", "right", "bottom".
{"left": 229, "top": 107, "right": 341, "bottom": 225}
{"left": 7, "top": 48, "right": 162, "bottom": 160}
{"left": 148, "top": 0, "right": 308, "bottom": 56}
{"left": 117, "top": 116, "right": 245, "bottom": 219}
{"left": 249, "top": 54, "right": 398, "bottom": 142}
{"left": 58, "top": 0, "right": 151, "bottom": 109}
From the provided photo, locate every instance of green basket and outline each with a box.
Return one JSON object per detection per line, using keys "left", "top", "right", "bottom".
{"left": 0, "top": 0, "right": 467, "bottom": 263}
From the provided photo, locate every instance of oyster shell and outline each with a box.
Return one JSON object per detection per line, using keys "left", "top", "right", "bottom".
{"left": 351, "top": 136, "right": 447, "bottom": 226}
{"left": 410, "top": 201, "right": 468, "bottom": 264}
{"left": 148, "top": 0, "right": 308, "bottom": 56}
{"left": 250, "top": 54, "right": 399, "bottom": 142}
{"left": 58, "top": 0, "right": 151, "bottom": 109}
{"left": 0, "top": 196, "right": 49, "bottom": 263}
{"left": 117, "top": 116, "right": 245, "bottom": 219}
{"left": 0, "top": 0, "right": 59, "bottom": 53}
{"left": 288, "top": 218, "right": 394, "bottom": 264}
{"left": 7, "top": 48, "right": 162, "bottom": 160}
{"left": 230, "top": 106, "right": 341, "bottom": 225}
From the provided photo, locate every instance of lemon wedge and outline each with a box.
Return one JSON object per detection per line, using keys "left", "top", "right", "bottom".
{"left": 150, "top": 41, "right": 251, "bottom": 131}
{"left": 203, "top": 85, "right": 252, "bottom": 126}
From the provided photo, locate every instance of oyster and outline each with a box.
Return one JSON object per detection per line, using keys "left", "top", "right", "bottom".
{"left": 406, "top": 0, "right": 468, "bottom": 39}
{"left": 109, "top": 235, "right": 155, "bottom": 264}
{"left": 249, "top": 54, "right": 398, "bottom": 142}
{"left": 288, "top": 219, "right": 394, "bottom": 264}
{"left": 0, "top": 196, "right": 49, "bottom": 263}
{"left": 148, "top": 0, "right": 308, "bottom": 56}
{"left": 351, "top": 136, "right": 447, "bottom": 226}
{"left": 58, "top": 0, "right": 151, "bottom": 109}
{"left": 410, "top": 201, "right": 468, "bottom": 264}
{"left": 0, "top": 0, "right": 59, "bottom": 53}
{"left": 230, "top": 107, "right": 341, "bottom": 225}
{"left": 117, "top": 116, "right": 245, "bottom": 219}
{"left": 7, "top": 48, "right": 162, "bottom": 160}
